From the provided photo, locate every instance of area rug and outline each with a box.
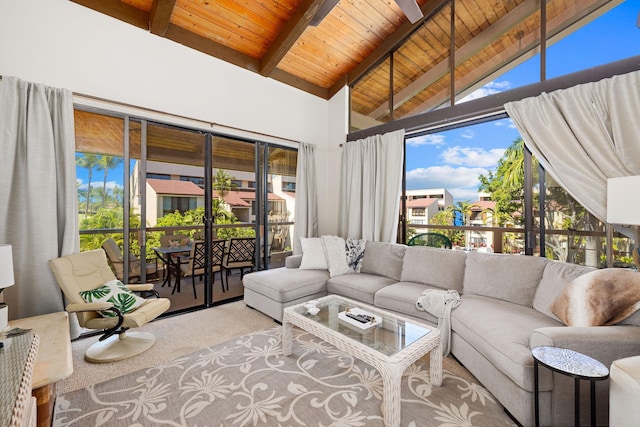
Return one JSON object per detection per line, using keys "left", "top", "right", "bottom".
{"left": 53, "top": 327, "right": 516, "bottom": 427}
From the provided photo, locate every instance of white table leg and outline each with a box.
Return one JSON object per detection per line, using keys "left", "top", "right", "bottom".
{"left": 282, "top": 318, "right": 293, "bottom": 356}
{"left": 430, "top": 338, "right": 443, "bottom": 386}
{"left": 379, "top": 364, "right": 403, "bottom": 427}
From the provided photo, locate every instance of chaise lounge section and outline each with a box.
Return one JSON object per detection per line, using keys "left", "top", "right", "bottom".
{"left": 243, "top": 240, "right": 640, "bottom": 426}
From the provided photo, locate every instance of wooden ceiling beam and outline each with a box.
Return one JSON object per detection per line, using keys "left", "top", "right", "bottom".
{"left": 260, "top": 0, "right": 328, "bottom": 77}
{"left": 71, "top": 0, "right": 149, "bottom": 30}
{"left": 150, "top": 0, "right": 176, "bottom": 36}
{"left": 164, "top": 24, "right": 261, "bottom": 72}
{"left": 268, "top": 68, "right": 329, "bottom": 98}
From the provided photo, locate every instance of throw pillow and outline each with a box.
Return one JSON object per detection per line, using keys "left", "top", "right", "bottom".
{"left": 321, "top": 235, "right": 353, "bottom": 278}
{"left": 79, "top": 279, "right": 146, "bottom": 318}
{"left": 299, "top": 238, "right": 328, "bottom": 270}
{"left": 550, "top": 268, "right": 640, "bottom": 326}
{"left": 345, "top": 238, "right": 366, "bottom": 272}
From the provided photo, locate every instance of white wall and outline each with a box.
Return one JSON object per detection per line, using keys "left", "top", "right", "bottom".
{"left": 0, "top": 0, "right": 346, "bottom": 233}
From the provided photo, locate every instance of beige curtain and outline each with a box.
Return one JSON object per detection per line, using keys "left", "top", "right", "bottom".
{"left": 504, "top": 70, "right": 640, "bottom": 221}
{"left": 0, "top": 76, "right": 79, "bottom": 320}
{"left": 338, "top": 129, "right": 405, "bottom": 242}
{"left": 292, "top": 143, "right": 318, "bottom": 255}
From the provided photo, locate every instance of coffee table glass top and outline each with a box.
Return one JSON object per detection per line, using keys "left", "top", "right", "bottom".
{"left": 288, "top": 295, "right": 432, "bottom": 357}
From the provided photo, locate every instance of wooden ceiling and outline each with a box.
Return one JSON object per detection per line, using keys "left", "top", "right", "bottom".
{"left": 71, "top": 0, "right": 616, "bottom": 105}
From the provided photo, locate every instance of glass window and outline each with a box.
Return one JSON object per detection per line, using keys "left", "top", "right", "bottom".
{"left": 350, "top": 57, "right": 391, "bottom": 132}
{"left": 546, "top": 0, "right": 640, "bottom": 79}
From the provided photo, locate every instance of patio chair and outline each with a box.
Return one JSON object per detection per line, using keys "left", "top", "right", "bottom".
{"left": 102, "top": 238, "right": 157, "bottom": 283}
{"left": 49, "top": 249, "right": 170, "bottom": 363}
{"left": 407, "top": 232, "right": 453, "bottom": 249}
{"left": 157, "top": 234, "right": 190, "bottom": 285}
{"left": 176, "top": 239, "right": 227, "bottom": 298}
{"left": 222, "top": 237, "right": 256, "bottom": 291}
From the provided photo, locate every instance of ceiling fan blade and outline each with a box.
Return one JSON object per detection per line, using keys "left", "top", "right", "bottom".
{"left": 395, "top": 0, "right": 424, "bottom": 24}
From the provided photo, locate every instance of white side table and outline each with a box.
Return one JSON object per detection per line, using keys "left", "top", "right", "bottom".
{"left": 532, "top": 346, "right": 609, "bottom": 427}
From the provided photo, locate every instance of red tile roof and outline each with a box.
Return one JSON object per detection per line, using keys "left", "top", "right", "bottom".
{"left": 471, "top": 200, "right": 496, "bottom": 211}
{"left": 147, "top": 179, "right": 203, "bottom": 196}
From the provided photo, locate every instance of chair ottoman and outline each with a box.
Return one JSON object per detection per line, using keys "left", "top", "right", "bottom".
{"left": 609, "top": 355, "right": 640, "bottom": 426}
{"left": 243, "top": 267, "right": 328, "bottom": 322}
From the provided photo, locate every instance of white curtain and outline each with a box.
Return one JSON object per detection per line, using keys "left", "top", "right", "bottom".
{"left": 338, "top": 129, "right": 405, "bottom": 242}
{"left": 504, "top": 70, "right": 640, "bottom": 221}
{"left": 0, "top": 76, "right": 79, "bottom": 320}
{"left": 292, "top": 143, "right": 318, "bottom": 255}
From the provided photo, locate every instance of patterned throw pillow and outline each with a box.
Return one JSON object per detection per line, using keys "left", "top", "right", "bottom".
{"left": 79, "top": 279, "right": 146, "bottom": 317}
{"left": 345, "top": 238, "right": 366, "bottom": 272}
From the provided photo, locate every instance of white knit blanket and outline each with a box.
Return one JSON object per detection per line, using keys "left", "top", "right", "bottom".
{"left": 416, "top": 289, "right": 462, "bottom": 356}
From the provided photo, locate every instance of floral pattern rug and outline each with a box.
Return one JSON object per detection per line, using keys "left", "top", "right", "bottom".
{"left": 53, "top": 327, "right": 516, "bottom": 427}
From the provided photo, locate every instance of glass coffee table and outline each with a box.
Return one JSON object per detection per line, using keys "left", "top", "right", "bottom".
{"left": 282, "top": 294, "right": 441, "bottom": 427}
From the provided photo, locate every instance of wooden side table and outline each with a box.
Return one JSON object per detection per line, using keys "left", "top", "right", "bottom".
{"left": 9, "top": 312, "right": 73, "bottom": 427}
{"left": 532, "top": 346, "right": 609, "bottom": 427}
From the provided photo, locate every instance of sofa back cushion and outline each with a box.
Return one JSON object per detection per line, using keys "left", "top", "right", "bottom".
{"left": 401, "top": 246, "right": 467, "bottom": 292}
{"left": 463, "top": 252, "right": 549, "bottom": 306}
{"left": 360, "top": 241, "right": 406, "bottom": 281}
{"left": 533, "top": 261, "right": 595, "bottom": 321}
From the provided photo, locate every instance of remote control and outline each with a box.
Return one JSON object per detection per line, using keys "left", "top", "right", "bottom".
{"left": 346, "top": 312, "right": 369, "bottom": 323}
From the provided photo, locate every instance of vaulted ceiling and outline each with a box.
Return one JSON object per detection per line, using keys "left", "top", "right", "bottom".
{"left": 71, "top": 0, "right": 616, "bottom": 104}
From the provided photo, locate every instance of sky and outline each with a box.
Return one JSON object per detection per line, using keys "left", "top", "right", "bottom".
{"left": 405, "top": 0, "right": 640, "bottom": 203}
{"left": 77, "top": 0, "right": 640, "bottom": 201}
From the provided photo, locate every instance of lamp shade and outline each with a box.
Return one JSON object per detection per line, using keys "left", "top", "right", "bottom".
{"left": 607, "top": 176, "right": 640, "bottom": 225}
{"left": 0, "top": 244, "right": 15, "bottom": 289}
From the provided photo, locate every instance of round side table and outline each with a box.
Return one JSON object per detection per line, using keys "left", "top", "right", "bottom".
{"left": 532, "top": 346, "right": 609, "bottom": 427}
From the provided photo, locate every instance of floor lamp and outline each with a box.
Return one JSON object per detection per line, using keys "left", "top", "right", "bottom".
{"left": 0, "top": 244, "right": 15, "bottom": 331}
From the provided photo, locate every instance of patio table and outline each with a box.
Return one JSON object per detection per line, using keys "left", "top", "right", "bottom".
{"left": 153, "top": 244, "right": 192, "bottom": 291}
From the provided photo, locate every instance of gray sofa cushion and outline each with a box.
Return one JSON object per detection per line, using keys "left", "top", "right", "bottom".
{"left": 327, "top": 273, "right": 396, "bottom": 305}
{"left": 400, "top": 246, "right": 467, "bottom": 293}
{"left": 533, "top": 261, "right": 595, "bottom": 321}
{"left": 463, "top": 252, "right": 548, "bottom": 306}
{"left": 374, "top": 281, "right": 440, "bottom": 325}
{"left": 243, "top": 267, "right": 328, "bottom": 303}
{"left": 360, "top": 241, "right": 406, "bottom": 281}
{"left": 451, "top": 295, "right": 563, "bottom": 391}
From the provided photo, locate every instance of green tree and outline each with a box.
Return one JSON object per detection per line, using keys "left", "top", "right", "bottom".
{"left": 76, "top": 153, "right": 100, "bottom": 218}
{"left": 429, "top": 207, "right": 464, "bottom": 245}
{"left": 213, "top": 169, "right": 238, "bottom": 199}
{"left": 96, "top": 155, "right": 123, "bottom": 209}
{"left": 453, "top": 201, "right": 474, "bottom": 226}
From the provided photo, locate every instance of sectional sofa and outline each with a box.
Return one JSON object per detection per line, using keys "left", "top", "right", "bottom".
{"left": 243, "top": 240, "right": 640, "bottom": 426}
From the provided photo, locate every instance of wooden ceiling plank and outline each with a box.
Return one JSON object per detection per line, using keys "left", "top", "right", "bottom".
{"left": 150, "top": 0, "right": 176, "bottom": 35}
{"left": 71, "top": 0, "right": 150, "bottom": 30}
{"left": 346, "top": 0, "right": 448, "bottom": 87}
{"left": 171, "top": 8, "right": 268, "bottom": 57}
{"left": 260, "top": 0, "right": 327, "bottom": 76}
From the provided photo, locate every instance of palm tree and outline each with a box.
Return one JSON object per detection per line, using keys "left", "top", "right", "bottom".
{"left": 454, "top": 201, "right": 474, "bottom": 226}
{"left": 212, "top": 169, "right": 238, "bottom": 200}
{"left": 96, "top": 155, "right": 123, "bottom": 209}
{"left": 76, "top": 153, "right": 100, "bottom": 218}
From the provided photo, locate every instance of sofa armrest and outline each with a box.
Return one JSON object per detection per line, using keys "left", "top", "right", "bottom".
{"left": 285, "top": 255, "right": 302, "bottom": 269}
{"left": 531, "top": 325, "right": 640, "bottom": 364}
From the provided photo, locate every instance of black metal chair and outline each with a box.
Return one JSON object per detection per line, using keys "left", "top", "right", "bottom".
{"left": 222, "top": 238, "right": 256, "bottom": 291}
{"left": 407, "top": 232, "right": 453, "bottom": 249}
{"left": 210, "top": 239, "right": 226, "bottom": 292}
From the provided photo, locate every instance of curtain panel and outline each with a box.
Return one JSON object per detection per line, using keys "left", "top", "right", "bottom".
{"left": 338, "top": 129, "right": 405, "bottom": 242}
{"left": 504, "top": 70, "right": 640, "bottom": 222}
{"left": 0, "top": 76, "right": 79, "bottom": 320}
{"left": 292, "top": 142, "right": 318, "bottom": 255}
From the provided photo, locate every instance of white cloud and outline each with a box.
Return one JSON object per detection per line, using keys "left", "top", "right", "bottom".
{"left": 440, "top": 146, "right": 505, "bottom": 167}
{"left": 461, "top": 130, "right": 474, "bottom": 139}
{"left": 77, "top": 180, "right": 121, "bottom": 191}
{"left": 458, "top": 80, "right": 512, "bottom": 103}
{"left": 406, "top": 133, "right": 446, "bottom": 147}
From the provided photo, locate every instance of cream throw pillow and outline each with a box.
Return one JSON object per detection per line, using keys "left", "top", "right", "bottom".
{"left": 299, "top": 238, "right": 328, "bottom": 270}
{"left": 321, "top": 235, "right": 353, "bottom": 278}
{"left": 551, "top": 268, "right": 640, "bottom": 326}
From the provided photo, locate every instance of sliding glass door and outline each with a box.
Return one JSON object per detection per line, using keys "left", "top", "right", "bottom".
{"left": 75, "top": 106, "right": 298, "bottom": 316}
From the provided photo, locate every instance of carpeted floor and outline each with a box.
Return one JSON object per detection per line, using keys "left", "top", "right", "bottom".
{"left": 56, "top": 301, "right": 517, "bottom": 426}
